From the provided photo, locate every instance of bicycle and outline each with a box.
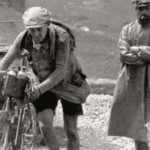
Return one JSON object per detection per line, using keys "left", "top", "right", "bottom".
{"left": 0, "top": 67, "right": 43, "bottom": 150}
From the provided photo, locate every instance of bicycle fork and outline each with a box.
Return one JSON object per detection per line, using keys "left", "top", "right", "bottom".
{"left": 15, "top": 108, "right": 24, "bottom": 149}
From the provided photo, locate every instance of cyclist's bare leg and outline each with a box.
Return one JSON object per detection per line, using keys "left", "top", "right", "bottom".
{"left": 63, "top": 114, "right": 79, "bottom": 150}
{"left": 37, "top": 109, "right": 59, "bottom": 150}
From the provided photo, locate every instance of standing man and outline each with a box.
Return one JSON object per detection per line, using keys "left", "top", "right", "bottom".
{"left": 0, "top": 7, "right": 90, "bottom": 150}
{"left": 108, "top": 0, "right": 150, "bottom": 150}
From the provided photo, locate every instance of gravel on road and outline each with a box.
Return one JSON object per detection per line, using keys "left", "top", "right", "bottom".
{"left": 54, "top": 94, "right": 135, "bottom": 150}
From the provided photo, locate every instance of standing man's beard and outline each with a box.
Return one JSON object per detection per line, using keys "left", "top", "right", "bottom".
{"left": 138, "top": 14, "right": 150, "bottom": 27}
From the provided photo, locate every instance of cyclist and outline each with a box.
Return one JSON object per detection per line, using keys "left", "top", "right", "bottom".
{"left": 0, "top": 7, "right": 90, "bottom": 150}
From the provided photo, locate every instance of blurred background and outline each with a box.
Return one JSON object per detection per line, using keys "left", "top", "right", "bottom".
{"left": 0, "top": 0, "right": 135, "bottom": 80}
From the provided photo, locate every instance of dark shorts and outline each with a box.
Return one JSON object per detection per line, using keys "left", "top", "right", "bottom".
{"left": 33, "top": 91, "right": 83, "bottom": 116}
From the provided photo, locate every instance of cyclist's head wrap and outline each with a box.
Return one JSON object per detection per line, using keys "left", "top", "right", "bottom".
{"left": 22, "top": 7, "right": 51, "bottom": 28}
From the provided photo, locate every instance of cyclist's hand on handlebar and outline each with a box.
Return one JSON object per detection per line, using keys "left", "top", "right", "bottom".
{"left": 29, "top": 85, "right": 41, "bottom": 102}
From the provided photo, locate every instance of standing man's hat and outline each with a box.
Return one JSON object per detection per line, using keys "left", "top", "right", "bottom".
{"left": 132, "top": 0, "right": 150, "bottom": 7}
{"left": 22, "top": 7, "right": 51, "bottom": 28}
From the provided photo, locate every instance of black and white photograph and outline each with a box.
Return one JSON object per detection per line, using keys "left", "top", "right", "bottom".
{"left": 0, "top": 0, "right": 149, "bottom": 150}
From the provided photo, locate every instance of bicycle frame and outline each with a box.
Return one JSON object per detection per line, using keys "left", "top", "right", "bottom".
{"left": 0, "top": 96, "right": 40, "bottom": 150}
{"left": 0, "top": 51, "right": 42, "bottom": 150}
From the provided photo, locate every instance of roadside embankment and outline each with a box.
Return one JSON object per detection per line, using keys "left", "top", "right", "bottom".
{"left": 87, "top": 78, "right": 116, "bottom": 95}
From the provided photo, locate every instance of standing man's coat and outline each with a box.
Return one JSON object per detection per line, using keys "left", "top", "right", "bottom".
{"left": 108, "top": 20, "right": 150, "bottom": 141}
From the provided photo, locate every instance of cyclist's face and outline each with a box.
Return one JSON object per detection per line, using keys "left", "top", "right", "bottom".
{"left": 28, "top": 24, "right": 48, "bottom": 43}
{"left": 136, "top": 5, "right": 150, "bottom": 26}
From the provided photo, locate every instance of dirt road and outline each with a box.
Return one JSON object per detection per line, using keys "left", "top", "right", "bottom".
{"left": 53, "top": 94, "right": 134, "bottom": 150}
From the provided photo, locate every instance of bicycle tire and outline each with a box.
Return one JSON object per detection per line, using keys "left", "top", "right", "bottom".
{"left": 19, "top": 103, "right": 43, "bottom": 150}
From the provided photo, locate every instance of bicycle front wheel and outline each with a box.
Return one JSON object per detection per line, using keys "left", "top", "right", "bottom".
{"left": 19, "top": 103, "right": 43, "bottom": 150}
{"left": 0, "top": 97, "right": 13, "bottom": 150}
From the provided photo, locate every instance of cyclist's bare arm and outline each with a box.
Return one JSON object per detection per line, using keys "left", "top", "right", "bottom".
{"left": 0, "top": 31, "right": 26, "bottom": 70}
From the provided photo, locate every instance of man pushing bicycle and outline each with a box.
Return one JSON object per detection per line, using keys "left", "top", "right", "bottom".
{"left": 0, "top": 7, "right": 90, "bottom": 150}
